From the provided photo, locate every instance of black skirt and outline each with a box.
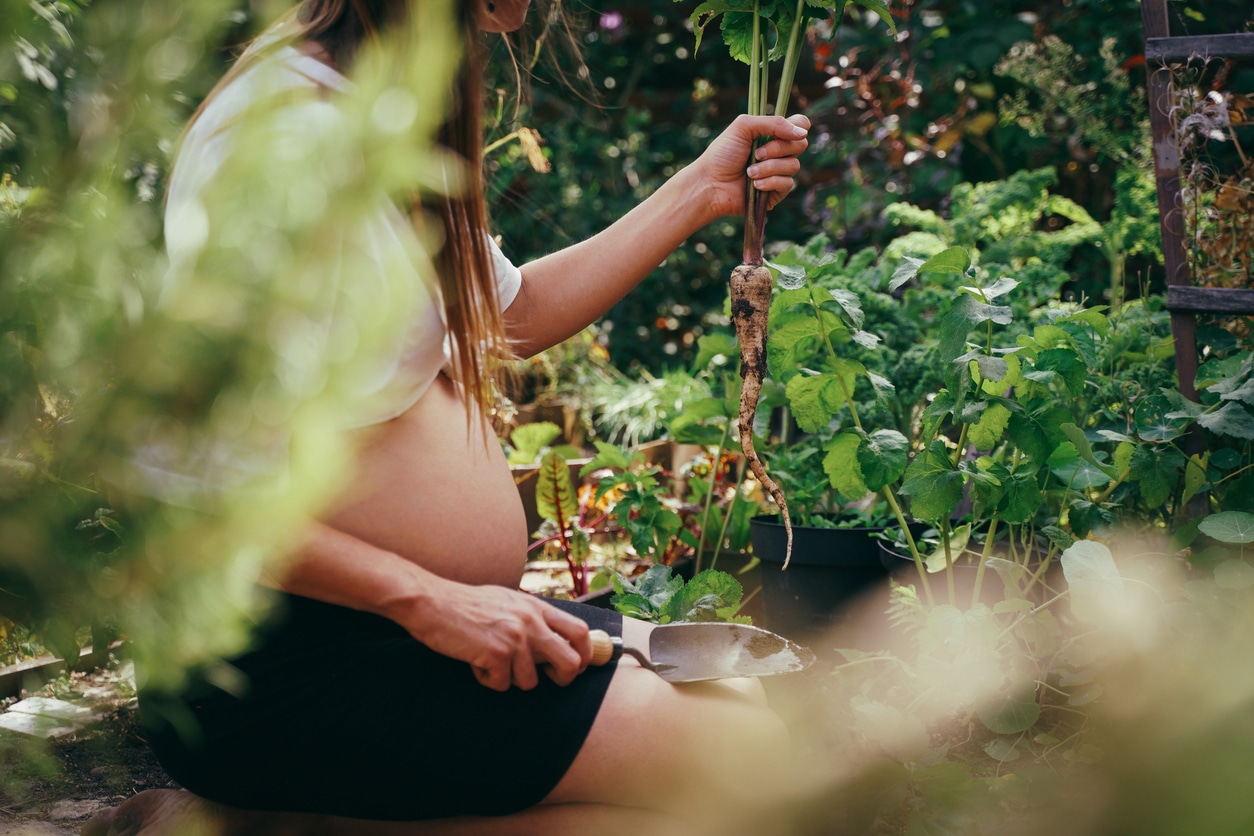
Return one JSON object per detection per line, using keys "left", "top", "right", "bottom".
{"left": 138, "top": 592, "right": 623, "bottom": 821}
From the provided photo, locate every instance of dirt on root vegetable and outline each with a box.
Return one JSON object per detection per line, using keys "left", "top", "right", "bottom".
{"left": 730, "top": 262, "right": 792, "bottom": 567}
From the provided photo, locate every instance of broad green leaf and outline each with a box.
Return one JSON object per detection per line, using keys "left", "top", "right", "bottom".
{"left": 851, "top": 329, "right": 880, "bottom": 350}
{"left": 1162, "top": 387, "right": 1205, "bottom": 421}
{"left": 826, "top": 287, "right": 865, "bottom": 327}
{"left": 1060, "top": 423, "right": 1117, "bottom": 478}
{"left": 1214, "top": 559, "right": 1254, "bottom": 590}
{"left": 867, "top": 370, "right": 896, "bottom": 394}
{"left": 1181, "top": 452, "right": 1209, "bottom": 507}
{"left": 1113, "top": 440, "right": 1135, "bottom": 476}
{"left": 984, "top": 738, "right": 1022, "bottom": 764}
{"left": 823, "top": 430, "right": 868, "bottom": 499}
{"left": 1198, "top": 402, "right": 1254, "bottom": 441}
{"left": 889, "top": 256, "right": 923, "bottom": 291}
{"left": 937, "top": 295, "right": 1013, "bottom": 365}
{"left": 956, "top": 349, "right": 1009, "bottom": 384}
{"left": 1202, "top": 356, "right": 1253, "bottom": 397}
{"left": 923, "top": 524, "right": 971, "bottom": 573}
{"left": 770, "top": 286, "right": 813, "bottom": 317}
{"left": 1031, "top": 348, "right": 1086, "bottom": 395}
{"left": 960, "top": 276, "right": 1018, "bottom": 301}
{"left": 612, "top": 565, "right": 680, "bottom": 619}
{"left": 998, "top": 470, "right": 1044, "bottom": 525}
{"left": 1067, "top": 500, "right": 1114, "bottom": 539}
{"left": 1213, "top": 378, "right": 1254, "bottom": 406}
{"left": 970, "top": 402, "right": 1011, "bottom": 451}
{"left": 670, "top": 421, "right": 728, "bottom": 446}
{"left": 693, "top": 331, "right": 738, "bottom": 373}
{"left": 1128, "top": 445, "right": 1178, "bottom": 501}
{"left": 664, "top": 569, "right": 745, "bottom": 622}
{"left": 535, "top": 450, "right": 578, "bottom": 523}
{"left": 981, "top": 352, "right": 1023, "bottom": 397}
{"left": 978, "top": 688, "right": 1040, "bottom": 735}
{"left": 917, "top": 245, "right": 971, "bottom": 278}
{"left": 1198, "top": 511, "right": 1254, "bottom": 544}
{"left": 1007, "top": 404, "right": 1071, "bottom": 463}
{"left": 1212, "top": 448, "right": 1243, "bottom": 470}
{"left": 899, "top": 441, "right": 965, "bottom": 522}
{"left": 849, "top": 0, "right": 896, "bottom": 32}
{"left": 858, "top": 429, "right": 909, "bottom": 491}
{"left": 764, "top": 258, "right": 807, "bottom": 290}
{"left": 579, "top": 439, "right": 633, "bottom": 476}
{"left": 508, "top": 421, "right": 562, "bottom": 464}
{"left": 1127, "top": 444, "right": 1183, "bottom": 508}
{"left": 1041, "top": 525, "right": 1076, "bottom": 552}
{"left": 1056, "top": 321, "right": 1099, "bottom": 369}
{"left": 1030, "top": 323, "right": 1072, "bottom": 350}
{"left": 1134, "top": 395, "right": 1187, "bottom": 443}
{"left": 1058, "top": 306, "right": 1111, "bottom": 336}
{"left": 785, "top": 372, "right": 848, "bottom": 433}
{"left": 1061, "top": 540, "right": 1125, "bottom": 623}
{"left": 1049, "top": 444, "right": 1113, "bottom": 490}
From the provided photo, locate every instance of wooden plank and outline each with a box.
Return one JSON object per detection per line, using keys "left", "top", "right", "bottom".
{"left": 1166, "top": 286, "right": 1254, "bottom": 315}
{"left": 1142, "top": 0, "right": 1199, "bottom": 401}
{"left": 1146, "top": 33, "right": 1254, "bottom": 63}
{"left": 1141, "top": 0, "right": 1170, "bottom": 40}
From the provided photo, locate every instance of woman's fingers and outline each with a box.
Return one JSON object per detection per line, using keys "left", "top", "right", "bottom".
{"left": 739, "top": 113, "right": 808, "bottom": 208}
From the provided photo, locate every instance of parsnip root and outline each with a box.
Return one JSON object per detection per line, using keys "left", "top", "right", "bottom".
{"left": 730, "top": 263, "right": 793, "bottom": 568}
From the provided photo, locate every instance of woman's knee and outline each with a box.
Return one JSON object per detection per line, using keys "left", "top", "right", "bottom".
{"left": 548, "top": 664, "right": 791, "bottom": 815}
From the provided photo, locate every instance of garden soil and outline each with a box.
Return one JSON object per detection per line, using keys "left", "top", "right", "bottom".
{"left": 0, "top": 665, "right": 175, "bottom": 836}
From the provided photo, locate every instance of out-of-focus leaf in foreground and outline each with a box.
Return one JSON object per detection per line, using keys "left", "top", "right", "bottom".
{"left": 0, "top": 0, "right": 460, "bottom": 691}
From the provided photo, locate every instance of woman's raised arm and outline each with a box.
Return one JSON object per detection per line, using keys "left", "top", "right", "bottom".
{"left": 502, "top": 113, "right": 810, "bottom": 358}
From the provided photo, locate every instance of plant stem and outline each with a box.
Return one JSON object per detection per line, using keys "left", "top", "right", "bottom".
{"left": 695, "top": 422, "right": 732, "bottom": 575}
{"left": 939, "top": 517, "right": 956, "bottom": 606}
{"left": 969, "top": 517, "right": 999, "bottom": 609}
{"left": 743, "top": 3, "right": 764, "bottom": 264}
{"left": 882, "top": 486, "right": 932, "bottom": 605}
{"left": 709, "top": 457, "right": 746, "bottom": 573}
{"left": 773, "top": 0, "right": 807, "bottom": 116}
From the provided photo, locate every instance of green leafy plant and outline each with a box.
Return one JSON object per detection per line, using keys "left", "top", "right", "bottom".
{"left": 528, "top": 441, "right": 686, "bottom": 596}
{"left": 504, "top": 421, "right": 583, "bottom": 466}
{"left": 611, "top": 563, "right": 750, "bottom": 624}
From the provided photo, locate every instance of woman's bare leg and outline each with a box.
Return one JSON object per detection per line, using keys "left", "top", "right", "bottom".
{"left": 84, "top": 618, "right": 796, "bottom": 836}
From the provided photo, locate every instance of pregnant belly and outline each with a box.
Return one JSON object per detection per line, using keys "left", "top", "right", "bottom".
{"left": 320, "top": 373, "right": 529, "bottom": 589}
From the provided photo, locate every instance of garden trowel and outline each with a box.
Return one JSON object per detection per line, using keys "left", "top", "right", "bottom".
{"left": 588, "top": 623, "right": 814, "bottom": 682}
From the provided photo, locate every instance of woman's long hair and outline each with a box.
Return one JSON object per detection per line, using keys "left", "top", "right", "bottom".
{"left": 187, "top": 0, "right": 506, "bottom": 425}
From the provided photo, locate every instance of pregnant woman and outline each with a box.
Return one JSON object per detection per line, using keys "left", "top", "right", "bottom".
{"left": 86, "top": 0, "right": 811, "bottom": 833}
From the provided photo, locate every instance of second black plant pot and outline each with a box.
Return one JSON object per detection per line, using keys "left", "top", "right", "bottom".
{"left": 750, "top": 516, "right": 898, "bottom": 654}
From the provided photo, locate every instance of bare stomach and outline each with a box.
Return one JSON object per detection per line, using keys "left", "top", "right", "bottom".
{"left": 320, "top": 373, "right": 529, "bottom": 589}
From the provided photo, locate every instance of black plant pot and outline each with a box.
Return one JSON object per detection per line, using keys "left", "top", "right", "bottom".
{"left": 750, "top": 517, "right": 897, "bottom": 651}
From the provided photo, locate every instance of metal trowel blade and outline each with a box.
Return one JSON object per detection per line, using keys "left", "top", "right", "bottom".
{"left": 647, "top": 622, "right": 815, "bottom": 683}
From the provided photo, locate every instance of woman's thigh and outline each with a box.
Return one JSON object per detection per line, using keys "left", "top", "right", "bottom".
{"left": 543, "top": 616, "right": 793, "bottom": 831}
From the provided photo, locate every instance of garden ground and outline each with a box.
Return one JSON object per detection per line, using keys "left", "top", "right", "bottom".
{"left": 0, "top": 664, "right": 173, "bottom": 836}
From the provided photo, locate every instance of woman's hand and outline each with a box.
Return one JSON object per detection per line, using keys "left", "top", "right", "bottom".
{"left": 693, "top": 113, "right": 811, "bottom": 222}
{"left": 397, "top": 578, "right": 595, "bottom": 692}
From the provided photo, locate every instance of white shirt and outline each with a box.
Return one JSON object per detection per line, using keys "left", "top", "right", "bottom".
{"left": 121, "top": 45, "right": 522, "bottom": 507}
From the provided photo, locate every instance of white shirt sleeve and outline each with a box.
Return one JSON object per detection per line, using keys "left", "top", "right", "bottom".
{"left": 489, "top": 235, "right": 523, "bottom": 311}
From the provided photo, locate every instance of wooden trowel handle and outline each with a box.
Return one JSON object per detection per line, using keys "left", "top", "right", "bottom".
{"left": 589, "top": 629, "right": 622, "bottom": 666}
{"left": 590, "top": 629, "right": 656, "bottom": 672}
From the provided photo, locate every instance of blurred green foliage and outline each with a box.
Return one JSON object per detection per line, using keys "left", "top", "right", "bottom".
{"left": 1, "top": 0, "right": 460, "bottom": 689}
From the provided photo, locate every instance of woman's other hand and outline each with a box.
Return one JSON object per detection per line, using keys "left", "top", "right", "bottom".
{"left": 693, "top": 113, "right": 810, "bottom": 221}
{"left": 395, "top": 578, "right": 595, "bottom": 691}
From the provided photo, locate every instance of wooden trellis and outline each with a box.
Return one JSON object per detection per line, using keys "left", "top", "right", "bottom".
{"left": 1142, "top": 0, "right": 1254, "bottom": 402}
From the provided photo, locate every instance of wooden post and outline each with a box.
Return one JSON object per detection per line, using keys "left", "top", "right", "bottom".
{"left": 1141, "top": 0, "right": 1200, "bottom": 401}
